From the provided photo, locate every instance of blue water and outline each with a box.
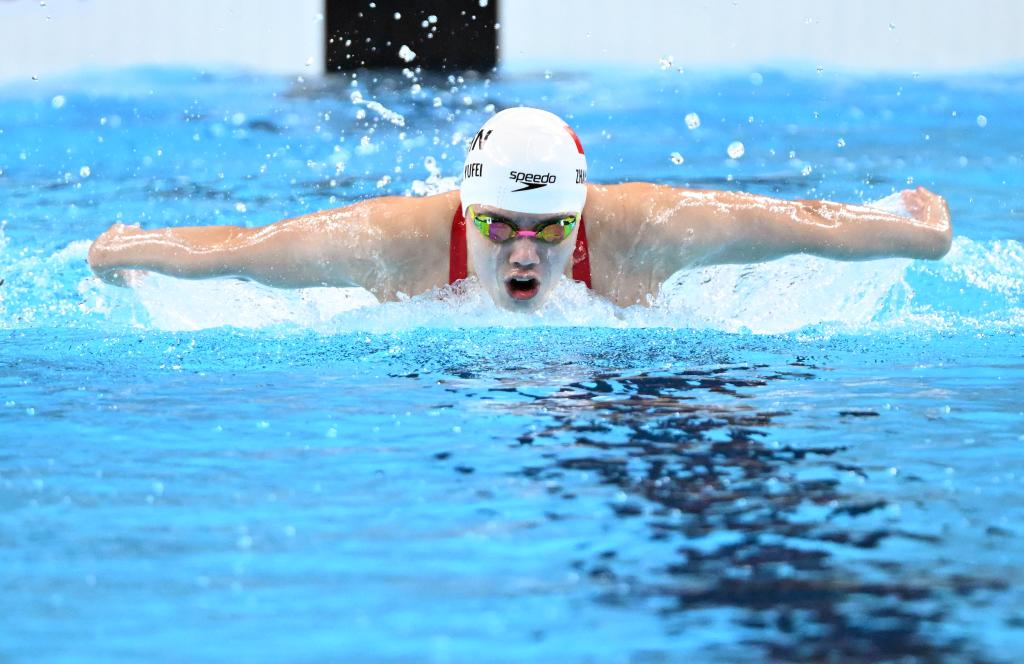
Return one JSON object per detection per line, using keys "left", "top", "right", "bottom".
{"left": 1, "top": 66, "right": 1023, "bottom": 662}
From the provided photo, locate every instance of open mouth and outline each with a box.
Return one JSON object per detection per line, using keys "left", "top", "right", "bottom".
{"left": 505, "top": 275, "right": 540, "bottom": 300}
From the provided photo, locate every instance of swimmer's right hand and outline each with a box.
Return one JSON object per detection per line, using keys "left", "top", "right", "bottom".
{"left": 88, "top": 223, "right": 147, "bottom": 287}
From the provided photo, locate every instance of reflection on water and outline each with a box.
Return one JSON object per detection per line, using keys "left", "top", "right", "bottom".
{"left": 468, "top": 362, "right": 999, "bottom": 661}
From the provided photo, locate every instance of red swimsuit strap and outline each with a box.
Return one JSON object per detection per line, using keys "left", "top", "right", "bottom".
{"left": 449, "top": 205, "right": 469, "bottom": 284}
{"left": 449, "top": 204, "right": 592, "bottom": 288}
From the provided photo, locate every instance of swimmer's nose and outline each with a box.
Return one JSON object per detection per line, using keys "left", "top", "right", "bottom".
{"left": 508, "top": 238, "right": 540, "bottom": 267}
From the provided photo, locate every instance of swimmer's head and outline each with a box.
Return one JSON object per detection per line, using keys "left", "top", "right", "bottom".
{"left": 460, "top": 107, "right": 588, "bottom": 310}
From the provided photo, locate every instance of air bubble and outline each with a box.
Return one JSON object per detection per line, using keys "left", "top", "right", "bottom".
{"left": 79, "top": 166, "right": 91, "bottom": 177}
{"left": 51, "top": 95, "right": 66, "bottom": 109}
{"left": 976, "top": 114, "right": 988, "bottom": 128}
{"left": 684, "top": 112, "right": 701, "bottom": 129}
{"left": 836, "top": 137, "right": 846, "bottom": 148}
{"left": 235, "top": 202, "right": 247, "bottom": 213}
{"left": 669, "top": 152, "right": 684, "bottom": 165}
{"left": 801, "top": 165, "right": 813, "bottom": 176}
{"left": 659, "top": 55, "right": 674, "bottom": 70}
{"left": 726, "top": 141, "right": 745, "bottom": 159}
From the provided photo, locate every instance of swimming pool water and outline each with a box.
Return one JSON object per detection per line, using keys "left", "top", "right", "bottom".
{"left": 1, "top": 67, "right": 1023, "bottom": 661}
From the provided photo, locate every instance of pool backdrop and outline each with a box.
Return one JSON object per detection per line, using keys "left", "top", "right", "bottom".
{"left": 1, "top": 67, "right": 1022, "bottom": 661}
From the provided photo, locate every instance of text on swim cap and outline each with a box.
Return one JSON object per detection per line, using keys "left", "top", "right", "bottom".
{"left": 509, "top": 171, "right": 557, "bottom": 184}
{"left": 464, "top": 163, "right": 483, "bottom": 178}
{"left": 469, "top": 129, "right": 493, "bottom": 152}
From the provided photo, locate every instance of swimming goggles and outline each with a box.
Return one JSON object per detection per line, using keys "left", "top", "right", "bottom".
{"left": 469, "top": 205, "right": 578, "bottom": 244}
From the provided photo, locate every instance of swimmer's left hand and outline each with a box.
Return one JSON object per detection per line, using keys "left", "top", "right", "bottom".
{"left": 900, "top": 187, "right": 952, "bottom": 258}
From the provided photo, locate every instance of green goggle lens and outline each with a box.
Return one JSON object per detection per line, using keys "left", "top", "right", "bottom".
{"left": 470, "top": 208, "right": 577, "bottom": 244}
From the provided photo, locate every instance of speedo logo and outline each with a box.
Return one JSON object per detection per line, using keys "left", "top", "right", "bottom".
{"left": 509, "top": 170, "right": 557, "bottom": 192}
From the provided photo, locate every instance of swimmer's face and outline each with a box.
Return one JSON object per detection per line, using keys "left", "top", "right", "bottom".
{"left": 466, "top": 205, "right": 579, "bottom": 312}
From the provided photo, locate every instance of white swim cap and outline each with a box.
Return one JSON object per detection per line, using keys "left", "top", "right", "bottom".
{"left": 460, "top": 107, "right": 587, "bottom": 216}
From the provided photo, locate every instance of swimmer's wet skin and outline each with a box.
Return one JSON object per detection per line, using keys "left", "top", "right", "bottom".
{"left": 88, "top": 107, "right": 953, "bottom": 310}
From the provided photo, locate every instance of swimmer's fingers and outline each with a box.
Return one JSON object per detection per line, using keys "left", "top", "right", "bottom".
{"left": 900, "top": 187, "right": 949, "bottom": 228}
{"left": 89, "top": 222, "right": 145, "bottom": 285}
{"left": 900, "top": 187, "right": 929, "bottom": 219}
{"left": 900, "top": 187, "right": 952, "bottom": 257}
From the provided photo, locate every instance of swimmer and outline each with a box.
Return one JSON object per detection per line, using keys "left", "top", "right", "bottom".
{"left": 88, "top": 107, "right": 952, "bottom": 310}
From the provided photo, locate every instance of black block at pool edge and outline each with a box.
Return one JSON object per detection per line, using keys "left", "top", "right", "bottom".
{"left": 325, "top": 1, "right": 497, "bottom": 72}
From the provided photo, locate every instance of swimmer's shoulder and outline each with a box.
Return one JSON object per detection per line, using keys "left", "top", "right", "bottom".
{"left": 362, "top": 189, "right": 459, "bottom": 237}
{"left": 366, "top": 189, "right": 459, "bottom": 295}
{"left": 585, "top": 182, "right": 667, "bottom": 224}
{"left": 583, "top": 182, "right": 672, "bottom": 241}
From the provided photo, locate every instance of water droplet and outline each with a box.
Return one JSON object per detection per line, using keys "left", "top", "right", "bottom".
{"left": 51, "top": 95, "right": 66, "bottom": 109}
{"left": 658, "top": 55, "right": 674, "bottom": 70}
{"left": 726, "top": 141, "right": 745, "bottom": 159}
{"left": 79, "top": 166, "right": 91, "bottom": 177}
{"left": 976, "top": 114, "right": 988, "bottom": 128}
{"left": 888, "top": 22, "right": 896, "bottom": 31}
{"left": 836, "top": 137, "right": 846, "bottom": 148}
{"left": 815, "top": 65, "right": 824, "bottom": 75}
{"left": 684, "top": 112, "right": 701, "bottom": 129}
{"left": 906, "top": 176, "right": 914, "bottom": 184}
{"left": 234, "top": 202, "right": 247, "bottom": 213}
{"left": 801, "top": 165, "right": 813, "bottom": 176}
{"left": 393, "top": 11, "right": 401, "bottom": 19}
{"left": 398, "top": 44, "right": 416, "bottom": 63}
{"left": 748, "top": 72, "right": 764, "bottom": 86}
{"left": 669, "top": 152, "right": 684, "bottom": 165}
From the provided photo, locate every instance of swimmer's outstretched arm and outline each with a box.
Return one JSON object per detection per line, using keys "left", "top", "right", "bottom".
{"left": 88, "top": 192, "right": 457, "bottom": 299}
{"left": 589, "top": 183, "right": 952, "bottom": 281}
